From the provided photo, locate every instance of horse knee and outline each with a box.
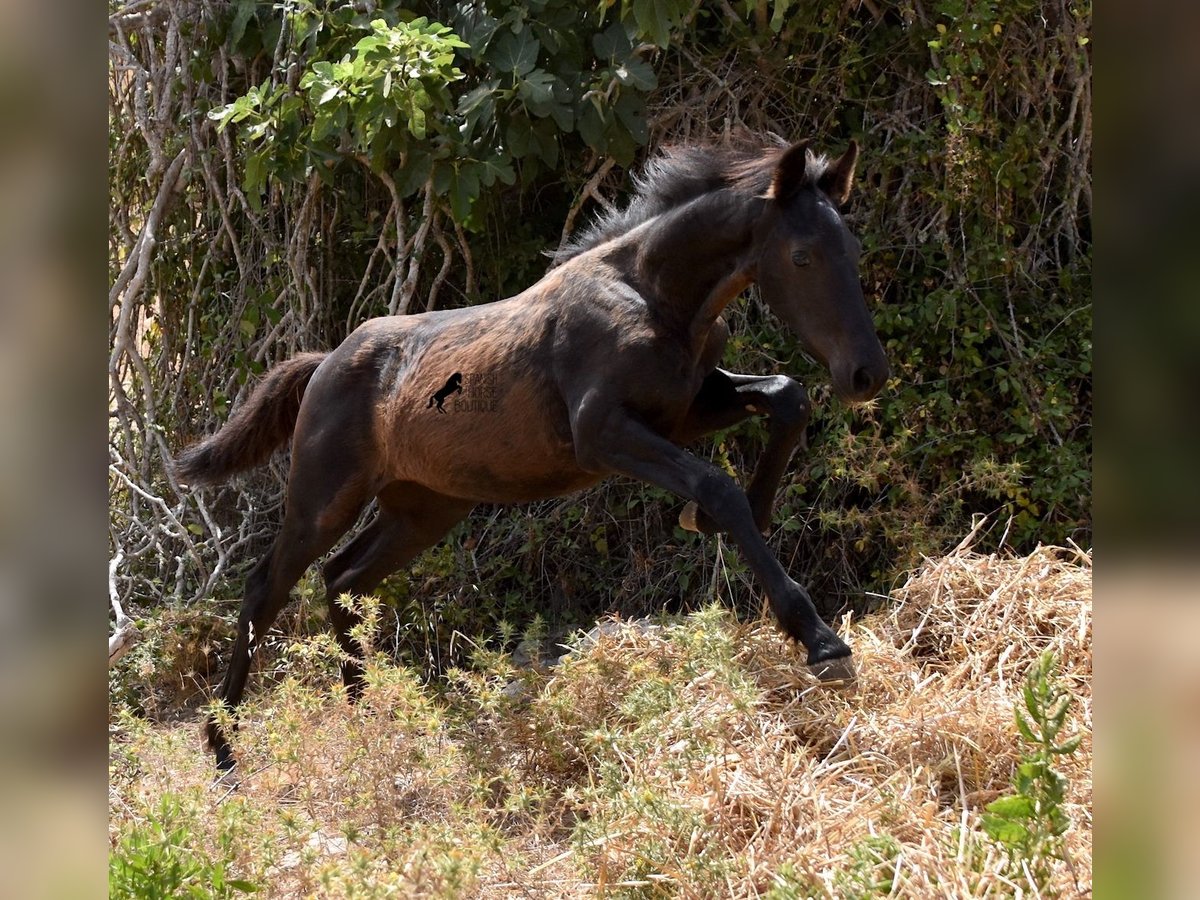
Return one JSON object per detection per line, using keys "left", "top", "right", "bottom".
{"left": 767, "top": 377, "right": 810, "bottom": 432}
{"left": 694, "top": 468, "right": 750, "bottom": 521}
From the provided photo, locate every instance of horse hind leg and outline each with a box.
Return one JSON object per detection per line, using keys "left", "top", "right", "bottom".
{"left": 203, "top": 473, "right": 372, "bottom": 773}
{"left": 320, "top": 484, "right": 475, "bottom": 699}
{"left": 320, "top": 511, "right": 408, "bottom": 699}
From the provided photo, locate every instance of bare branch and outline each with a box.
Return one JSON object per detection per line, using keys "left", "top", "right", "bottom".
{"left": 109, "top": 620, "right": 143, "bottom": 667}
{"left": 558, "top": 157, "right": 616, "bottom": 254}
{"left": 398, "top": 178, "right": 437, "bottom": 315}
{"left": 109, "top": 147, "right": 189, "bottom": 314}
{"left": 109, "top": 548, "right": 142, "bottom": 666}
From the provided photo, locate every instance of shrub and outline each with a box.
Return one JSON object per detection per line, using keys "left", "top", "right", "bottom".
{"left": 109, "top": 793, "right": 258, "bottom": 899}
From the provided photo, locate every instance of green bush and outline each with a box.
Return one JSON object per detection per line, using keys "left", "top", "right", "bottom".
{"left": 109, "top": 794, "right": 258, "bottom": 899}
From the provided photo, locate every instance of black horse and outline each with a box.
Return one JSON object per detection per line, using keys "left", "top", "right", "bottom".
{"left": 177, "top": 136, "right": 889, "bottom": 771}
{"left": 426, "top": 372, "right": 463, "bottom": 412}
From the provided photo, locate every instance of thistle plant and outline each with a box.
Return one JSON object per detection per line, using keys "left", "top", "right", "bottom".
{"left": 982, "top": 651, "right": 1083, "bottom": 887}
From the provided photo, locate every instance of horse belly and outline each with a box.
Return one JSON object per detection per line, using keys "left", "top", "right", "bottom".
{"left": 383, "top": 372, "right": 599, "bottom": 503}
{"left": 400, "top": 426, "right": 598, "bottom": 502}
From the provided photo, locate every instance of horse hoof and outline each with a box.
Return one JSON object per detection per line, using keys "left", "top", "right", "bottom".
{"left": 212, "top": 766, "right": 241, "bottom": 792}
{"left": 679, "top": 502, "right": 702, "bottom": 533}
{"left": 808, "top": 655, "right": 856, "bottom": 685}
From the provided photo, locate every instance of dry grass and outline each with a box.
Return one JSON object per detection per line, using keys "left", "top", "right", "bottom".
{"left": 109, "top": 541, "right": 1092, "bottom": 898}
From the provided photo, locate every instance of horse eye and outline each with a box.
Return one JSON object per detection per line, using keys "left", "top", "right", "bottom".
{"left": 791, "top": 250, "right": 811, "bottom": 267}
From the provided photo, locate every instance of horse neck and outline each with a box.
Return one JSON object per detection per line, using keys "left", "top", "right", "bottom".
{"left": 632, "top": 190, "right": 763, "bottom": 347}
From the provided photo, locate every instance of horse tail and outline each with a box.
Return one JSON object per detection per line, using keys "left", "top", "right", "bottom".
{"left": 174, "top": 352, "right": 328, "bottom": 486}
{"left": 426, "top": 394, "right": 435, "bottom": 408}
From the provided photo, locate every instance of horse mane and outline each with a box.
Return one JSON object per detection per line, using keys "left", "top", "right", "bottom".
{"left": 550, "top": 134, "right": 833, "bottom": 266}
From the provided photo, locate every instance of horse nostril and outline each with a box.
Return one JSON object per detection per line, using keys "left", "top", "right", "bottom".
{"left": 852, "top": 366, "right": 875, "bottom": 395}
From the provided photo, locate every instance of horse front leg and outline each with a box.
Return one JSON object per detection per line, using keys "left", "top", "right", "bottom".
{"left": 675, "top": 369, "right": 810, "bottom": 536}
{"left": 573, "top": 398, "right": 852, "bottom": 681}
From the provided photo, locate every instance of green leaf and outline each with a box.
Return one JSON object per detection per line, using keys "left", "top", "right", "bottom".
{"left": 353, "top": 33, "right": 384, "bottom": 55}
{"left": 985, "top": 794, "right": 1035, "bottom": 819}
{"left": 408, "top": 101, "right": 427, "bottom": 139}
{"left": 1015, "top": 708, "right": 1036, "bottom": 743}
{"left": 506, "top": 117, "right": 534, "bottom": 158}
{"left": 242, "top": 151, "right": 267, "bottom": 209}
{"left": 547, "top": 101, "right": 573, "bottom": 133}
{"left": 435, "top": 29, "right": 469, "bottom": 50}
{"left": 1013, "top": 760, "right": 1046, "bottom": 797}
{"left": 432, "top": 162, "right": 452, "bottom": 195}
{"left": 1044, "top": 767, "right": 1068, "bottom": 801}
{"left": 1052, "top": 734, "right": 1083, "bottom": 755}
{"left": 459, "top": 80, "right": 499, "bottom": 117}
{"left": 632, "top": 0, "right": 674, "bottom": 48}
{"left": 607, "top": 124, "right": 638, "bottom": 166}
{"left": 455, "top": 7, "right": 500, "bottom": 59}
{"left": 577, "top": 102, "right": 607, "bottom": 151}
{"left": 488, "top": 30, "right": 540, "bottom": 77}
{"left": 1023, "top": 681, "right": 1040, "bottom": 721}
{"left": 534, "top": 121, "right": 560, "bottom": 167}
{"left": 1047, "top": 693, "right": 1071, "bottom": 729}
{"left": 206, "top": 103, "right": 238, "bottom": 131}
{"left": 592, "top": 21, "right": 634, "bottom": 60}
{"left": 479, "top": 156, "right": 516, "bottom": 187}
{"left": 614, "top": 91, "right": 648, "bottom": 144}
{"left": 448, "top": 164, "right": 481, "bottom": 221}
{"left": 770, "top": 0, "right": 792, "bottom": 33}
{"left": 613, "top": 57, "right": 656, "bottom": 91}
{"left": 228, "top": 0, "right": 256, "bottom": 50}
{"left": 518, "top": 69, "right": 558, "bottom": 107}
{"left": 982, "top": 815, "right": 1029, "bottom": 845}
{"left": 1049, "top": 806, "right": 1071, "bottom": 836}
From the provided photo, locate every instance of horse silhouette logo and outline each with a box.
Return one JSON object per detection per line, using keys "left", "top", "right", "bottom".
{"left": 426, "top": 372, "right": 463, "bottom": 413}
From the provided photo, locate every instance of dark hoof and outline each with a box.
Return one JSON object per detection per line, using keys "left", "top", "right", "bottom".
{"left": 807, "top": 654, "right": 856, "bottom": 685}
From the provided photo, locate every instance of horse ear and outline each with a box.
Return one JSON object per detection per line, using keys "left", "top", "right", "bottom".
{"left": 769, "top": 140, "right": 811, "bottom": 201}
{"left": 818, "top": 140, "right": 859, "bottom": 206}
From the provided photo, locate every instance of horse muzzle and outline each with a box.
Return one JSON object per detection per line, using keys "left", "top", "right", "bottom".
{"left": 832, "top": 353, "right": 889, "bottom": 404}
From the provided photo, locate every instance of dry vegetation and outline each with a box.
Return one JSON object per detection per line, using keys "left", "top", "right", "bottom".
{"left": 109, "top": 541, "right": 1091, "bottom": 898}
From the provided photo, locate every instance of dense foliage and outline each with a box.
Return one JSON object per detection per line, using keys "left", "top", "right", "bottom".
{"left": 109, "top": 0, "right": 1090, "bottom": 689}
